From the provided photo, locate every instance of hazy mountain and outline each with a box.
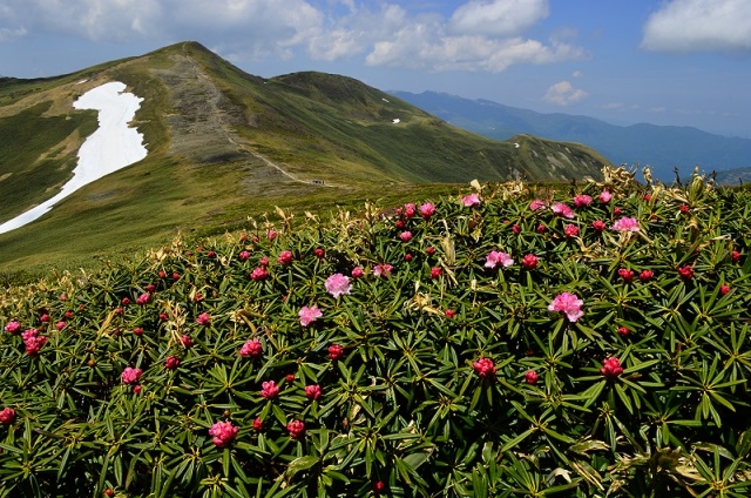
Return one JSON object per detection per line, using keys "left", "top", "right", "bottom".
{"left": 392, "top": 91, "right": 751, "bottom": 181}
{"left": 0, "top": 41, "right": 609, "bottom": 269}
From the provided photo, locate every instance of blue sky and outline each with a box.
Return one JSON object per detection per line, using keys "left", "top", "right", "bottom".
{"left": 2, "top": 0, "right": 751, "bottom": 137}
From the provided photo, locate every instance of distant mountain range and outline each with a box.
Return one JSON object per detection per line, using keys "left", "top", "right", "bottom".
{"left": 391, "top": 91, "right": 751, "bottom": 182}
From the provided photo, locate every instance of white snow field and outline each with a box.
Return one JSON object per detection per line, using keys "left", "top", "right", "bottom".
{"left": 0, "top": 81, "right": 148, "bottom": 234}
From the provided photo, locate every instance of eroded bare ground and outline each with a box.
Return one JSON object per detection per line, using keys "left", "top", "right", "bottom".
{"left": 149, "top": 45, "right": 336, "bottom": 200}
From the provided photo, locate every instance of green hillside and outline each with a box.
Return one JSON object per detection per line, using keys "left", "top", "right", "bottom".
{"left": 0, "top": 41, "right": 610, "bottom": 274}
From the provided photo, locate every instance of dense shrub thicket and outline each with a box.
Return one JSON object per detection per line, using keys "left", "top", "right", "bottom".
{"left": 2, "top": 167, "right": 751, "bottom": 497}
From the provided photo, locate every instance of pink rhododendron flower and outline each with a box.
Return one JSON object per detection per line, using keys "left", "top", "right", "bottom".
{"left": 136, "top": 293, "right": 151, "bottom": 305}
{"left": 573, "top": 194, "right": 592, "bottom": 208}
{"left": 525, "top": 370, "right": 539, "bottom": 385}
{"left": 551, "top": 202, "right": 574, "bottom": 218}
{"left": 260, "top": 380, "right": 280, "bottom": 399}
{"left": 512, "top": 224, "right": 521, "bottom": 235}
{"left": 239, "top": 250, "right": 251, "bottom": 261}
{"left": 165, "top": 356, "right": 179, "bottom": 370}
{"left": 325, "top": 273, "right": 352, "bottom": 298}
{"left": 314, "top": 248, "right": 325, "bottom": 259}
{"left": 267, "top": 229, "right": 277, "bottom": 240}
{"left": 564, "top": 224, "right": 579, "bottom": 238}
{"left": 351, "top": 267, "right": 364, "bottom": 279}
{"left": 209, "top": 421, "right": 238, "bottom": 447}
{"left": 430, "top": 267, "right": 442, "bottom": 279}
{"left": 419, "top": 202, "right": 435, "bottom": 219}
{"left": 485, "top": 251, "right": 513, "bottom": 269}
{"left": 521, "top": 254, "right": 539, "bottom": 270}
{"left": 40, "top": 314, "right": 50, "bottom": 323}
{"left": 720, "top": 284, "right": 731, "bottom": 295}
{"left": 601, "top": 357, "right": 624, "bottom": 378}
{"left": 639, "top": 270, "right": 654, "bottom": 282}
{"left": 395, "top": 219, "right": 406, "bottom": 230}
{"left": 403, "top": 203, "right": 416, "bottom": 218}
{"left": 473, "top": 357, "right": 496, "bottom": 379}
{"left": 21, "top": 329, "right": 46, "bottom": 356}
{"left": 240, "top": 338, "right": 263, "bottom": 358}
{"left": 598, "top": 190, "right": 612, "bottom": 203}
{"left": 592, "top": 220, "right": 606, "bottom": 232}
{"left": 328, "top": 344, "right": 344, "bottom": 361}
{"left": 445, "top": 309, "right": 455, "bottom": 318}
{"left": 56, "top": 321, "right": 66, "bottom": 331}
{"left": 0, "top": 407, "right": 16, "bottom": 426}
{"left": 731, "top": 250, "right": 741, "bottom": 263}
{"left": 399, "top": 231, "right": 413, "bottom": 242}
{"left": 373, "top": 480, "right": 386, "bottom": 494}
{"left": 181, "top": 335, "right": 193, "bottom": 347}
{"left": 277, "top": 250, "right": 293, "bottom": 265}
{"left": 548, "top": 292, "right": 584, "bottom": 322}
{"left": 259, "top": 256, "right": 269, "bottom": 267}
{"left": 287, "top": 419, "right": 305, "bottom": 439}
{"left": 4, "top": 321, "right": 21, "bottom": 334}
{"left": 536, "top": 224, "right": 546, "bottom": 233}
{"left": 373, "top": 264, "right": 393, "bottom": 278}
{"left": 253, "top": 417, "right": 265, "bottom": 431}
{"left": 611, "top": 217, "right": 640, "bottom": 232}
{"left": 305, "top": 384, "right": 322, "bottom": 400}
{"left": 678, "top": 265, "right": 694, "bottom": 280}
{"left": 617, "top": 326, "right": 629, "bottom": 338}
{"left": 618, "top": 268, "right": 635, "bottom": 283}
{"left": 529, "top": 199, "right": 546, "bottom": 211}
{"left": 121, "top": 367, "right": 143, "bottom": 385}
{"left": 250, "top": 267, "right": 269, "bottom": 281}
{"left": 462, "top": 193, "right": 481, "bottom": 207}
{"left": 196, "top": 312, "right": 211, "bottom": 326}
{"left": 299, "top": 306, "right": 322, "bottom": 327}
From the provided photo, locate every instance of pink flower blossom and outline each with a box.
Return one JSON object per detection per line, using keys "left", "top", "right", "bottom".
{"left": 529, "top": 199, "right": 546, "bottom": 211}
{"left": 430, "top": 267, "right": 442, "bottom": 279}
{"left": 592, "top": 220, "right": 606, "bottom": 232}
{"left": 548, "top": 292, "right": 584, "bottom": 322}
{"left": 305, "top": 384, "right": 322, "bottom": 400}
{"left": 259, "top": 256, "right": 269, "bottom": 267}
{"left": 250, "top": 267, "right": 269, "bottom": 281}
{"left": 521, "top": 254, "right": 539, "bottom": 270}
{"left": 473, "top": 357, "right": 496, "bottom": 379}
{"left": 277, "top": 250, "right": 294, "bottom": 265}
{"left": 21, "top": 329, "right": 46, "bottom": 356}
{"left": 485, "top": 251, "right": 514, "bottom": 269}
{"left": 720, "top": 284, "right": 731, "bottom": 295}
{"left": 612, "top": 217, "right": 639, "bottom": 232}
{"left": 678, "top": 265, "right": 694, "bottom": 280}
{"left": 209, "top": 421, "right": 238, "bottom": 447}
{"left": 328, "top": 344, "right": 344, "bottom": 361}
{"left": 136, "top": 293, "right": 151, "bottom": 305}
{"left": 462, "top": 193, "right": 481, "bottom": 207}
{"left": 121, "top": 367, "right": 143, "bottom": 385}
{"left": 240, "top": 338, "right": 263, "bottom": 358}
{"left": 253, "top": 417, "right": 265, "bottom": 432}
{"left": 639, "top": 270, "right": 654, "bottom": 282}
{"left": 600, "top": 357, "right": 624, "bottom": 378}
{"left": 196, "top": 312, "right": 211, "bottom": 326}
{"left": 287, "top": 419, "right": 305, "bottom": 439}
{"left": 56, "top": 321, "right": 66, "bottom": 331}
{"left": 731, "top": 250, "right": 741, "bottom": 263}
{"left": 419, "top": 202, "right": 435, "bottom": 219}
{"left": 351, "top": 267, "right": 364, "bottom": 279}
{"left": 403, "top": 203, "right": 416, "bottom": 218}
{"left": 4, "top": 321, "right": 21, "bottom": 334}
{"left": 260, "top": 380, "right": 280, "bottom": 399}
{"left": 314, "top": 248, "right": 325, "bottom": 259}
{"left": 181, "top": 335, "right": 193, "bottom": 347}
{"left": 551, "top": 202, "right": 574, "bottom": 218}
{"left": 573, "top": 194, "right": 592, "bottom": 208}
{"left": 165, "top": 356, "right": 180, "bottom": 370}
{"left": 299, "top": 306, "right": 322, "bottom": 327}
{"left": 399, "top": 231, "right": 413, "bottom": 242}
{"left": 598, "top": 190, "right": 612, "bottom": 203}
{"left": 239, "top": 250, "right": 251, "bottom": 261}
{"left": 373, "top": 264, "right": 393, "bottom": 278}
{"left": 618, "top": 268, "right": 635, "bottom": 283}
{"left": 267, "top": 229, "right": 277, "bottom": 240}
{"left": 0, "top": 407, "right": 16, "bottom": 426}
{"left": 525, "top": 370, "right": 539, "bottom": 385}
{"left": 564, "top": 224, "right": 579, "bottom": 238}
{"left": 325, "top": 273, "right": 352, "bottom": 298}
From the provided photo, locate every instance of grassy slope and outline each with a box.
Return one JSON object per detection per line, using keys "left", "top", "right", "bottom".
{"left": 0, "top": 42, "right": 610, "bottom": 277}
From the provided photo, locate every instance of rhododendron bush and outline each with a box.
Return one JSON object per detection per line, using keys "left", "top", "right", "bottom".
{"left": 2, "top": 167, "right": 751, "bottom": 497}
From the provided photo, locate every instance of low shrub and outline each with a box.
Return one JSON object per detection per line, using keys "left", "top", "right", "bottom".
{"left": 2, "top": 167, "right": 751, "bottom": 497}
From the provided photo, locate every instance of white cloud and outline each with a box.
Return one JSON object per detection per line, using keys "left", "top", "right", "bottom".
{"left": 602, "top": 102, "right": 623, "bottom": 109}
{"left": 448, "top": 0, "right": 548, "bottom": 37}
{"left": 648, "top": 106, "right": 666, "bottom": 113}
{"left": 572, "top": 70, "right": 582, "bottom": 78}
{"left": 543, "top": 80, "right": 588, "bottom": 106}
{"left": 642, "top": 0, "right": 751, "bottom": 52}
{"left": 0, "top": 26, "right": 26, "bottom": 41}
{"left": 0, "top": 0, "right": 584, "bottom": 73}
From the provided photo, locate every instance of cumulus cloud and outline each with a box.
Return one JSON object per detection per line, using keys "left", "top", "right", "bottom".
{"left": 0, "top": 0, "right": 585, "bottom": 73}
{"left": 543, "top": 81, "right": 588, "bottom": 106}
{"left": 642, "top": 0, "right": 751, "bottom": 52}
{"left": 448, "top": 0, "right": 548, "bottom": 37}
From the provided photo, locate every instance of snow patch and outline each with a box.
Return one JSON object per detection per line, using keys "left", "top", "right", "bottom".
{"left": 392, "top": 118, "right": 400, "bottom": 124}
{"left": 0, "top": 81, "right": 148, "bottom": 234}
{"left": 382, "top": 98, "right": 390, "bottom": 103}
{"left": 75, "top": 79, "right": 88, "bottom": 85}
{"left": 514, "top": 143, "right": 520, "bottom": 148}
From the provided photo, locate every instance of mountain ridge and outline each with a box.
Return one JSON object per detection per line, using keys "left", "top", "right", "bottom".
{"left": 0, "top": 41, "right": 610, "bottom": 271}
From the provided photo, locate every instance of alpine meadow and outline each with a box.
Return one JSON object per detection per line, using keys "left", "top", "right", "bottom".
{"left": 2, "top": 41, "right": 751, "bottom": 498}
